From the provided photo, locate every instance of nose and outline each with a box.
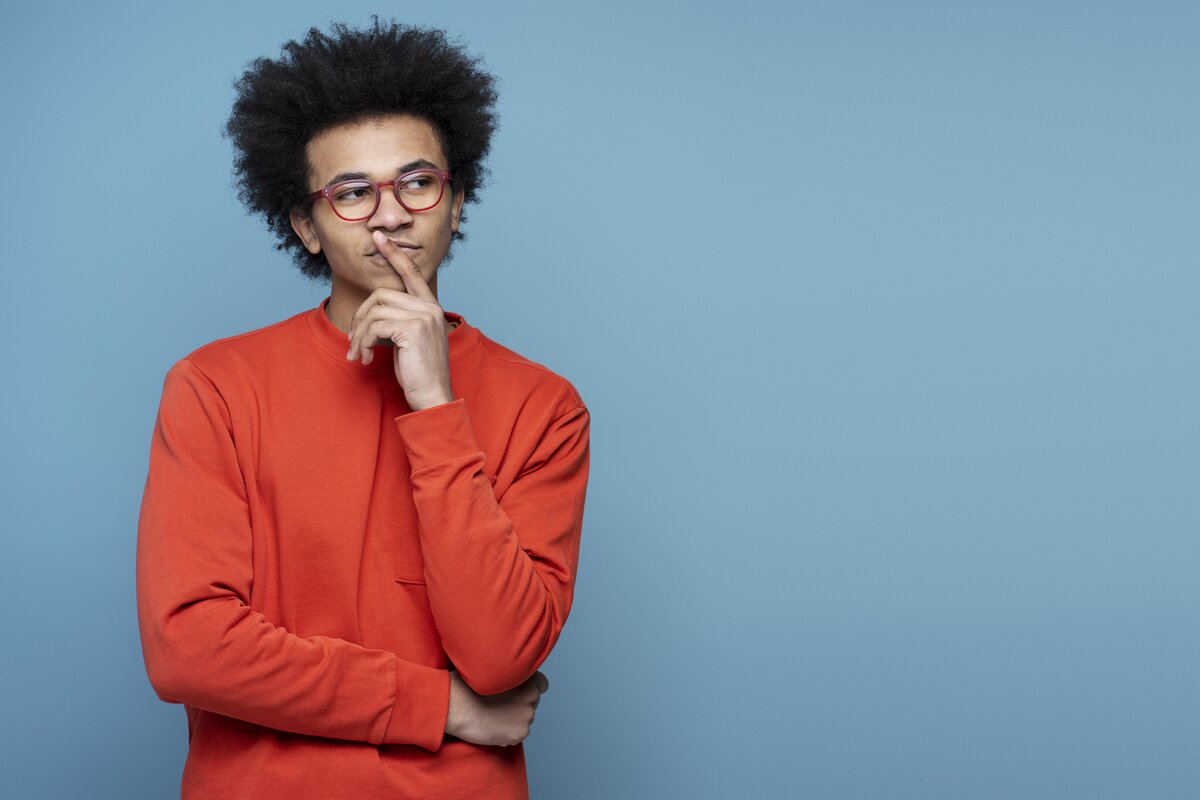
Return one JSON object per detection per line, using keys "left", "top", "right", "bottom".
{"left": 368, "top": 183, "right": 415, "bottom": 230}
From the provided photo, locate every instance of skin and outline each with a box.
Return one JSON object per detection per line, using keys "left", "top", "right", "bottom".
{"left": 290, "top": 114, "right": 549, "bottom": 746}
{"left": 448, "top": 671, "right": 550, "bottom": 747}
{"left": 290, "top": 114, "right": 462, "bottom": 411}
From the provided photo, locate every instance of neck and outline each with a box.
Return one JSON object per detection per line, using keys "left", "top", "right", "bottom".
{"left": 323, "top": 285, "right": 361, "bottom": 335}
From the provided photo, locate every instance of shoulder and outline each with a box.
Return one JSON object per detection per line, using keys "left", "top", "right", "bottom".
{"left": 174, "top": 311, "right": 314, "bottom": 383}
{"left": 477, "top": 333, "right": 585, "bottom": 407}
{"left": 181, "top": 309, "right": 311, "bottom": 374}
{"left": 460, "top": 324, "right": 586, "bottom": 418}
{"left": 158, "top": 308, "right": 316, "bottom": 410}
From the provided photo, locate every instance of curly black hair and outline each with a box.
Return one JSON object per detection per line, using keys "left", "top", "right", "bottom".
{"left": 225, "top": 20, "right": 499, "bottom": 280}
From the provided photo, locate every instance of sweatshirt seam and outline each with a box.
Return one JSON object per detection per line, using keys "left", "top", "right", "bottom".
{"left": 405, "top": 405, "right": 585, "bottom": 479}
{"left": 476, "top": 340, "right": 583, "bottom": 405}
{"left": 514, "top": 405, "right": 590, "bottom": 481}
{"left": 186, "top": 313, "right": 308, "bottom": 360}
{"left": 380, "top": 657, "right": 400, "bottom": 745}
{"left": 449, "top": 330, "right": 482, "bottom": 362}
{"left": 179, "top": 358, "right": 236, "bottom": 440}
{"left": 408, "top": 449, "right": 486, "bottom": 480}
{"left": 176, "top": 359, "right": 257, "bottom": 585}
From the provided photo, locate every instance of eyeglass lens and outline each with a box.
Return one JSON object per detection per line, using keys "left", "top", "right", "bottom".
{"left": 328, "top": 172, "right": 445, "bottom": 220}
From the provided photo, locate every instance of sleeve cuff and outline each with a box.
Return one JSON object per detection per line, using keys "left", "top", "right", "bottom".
{"left": 382, "top": 659, "right": 450, "bottom": 752}
{"left": 394, "top": 398, "right": 481, "bottom": 471}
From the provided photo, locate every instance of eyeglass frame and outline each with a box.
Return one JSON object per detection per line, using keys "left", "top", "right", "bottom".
{"left": 303, "top": 168, "right": 453, "bottom": 221}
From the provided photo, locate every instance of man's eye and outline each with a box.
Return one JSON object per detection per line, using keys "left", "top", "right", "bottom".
{"left": 399, "top": 176, "right": 433, "bottom": 191}
{"left": 333, "top": 186, "right": 372, "bottom": 202}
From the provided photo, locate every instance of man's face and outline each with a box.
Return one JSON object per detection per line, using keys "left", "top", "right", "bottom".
{"left": 290, "top": 114, "right": 465, "bottom": 300}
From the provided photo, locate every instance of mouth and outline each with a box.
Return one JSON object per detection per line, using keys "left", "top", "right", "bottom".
{"left": 368, "top": 244, "right": 420, "bottom": 260}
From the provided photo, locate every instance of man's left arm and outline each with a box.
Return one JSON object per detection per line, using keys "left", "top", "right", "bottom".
{"left": 397, "top": 398, "right": 589, "bottom": 697}
{"left": 346, "top": 235, "right": 590, "bottom": 697}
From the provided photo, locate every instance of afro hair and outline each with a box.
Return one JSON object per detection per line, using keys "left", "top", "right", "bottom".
{"left": 225, "top": 19, "right": 499, "bottom": 280}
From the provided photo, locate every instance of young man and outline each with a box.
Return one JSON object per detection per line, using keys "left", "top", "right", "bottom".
{"left": 136, "top": 21, "right": 590, "bottom": 799}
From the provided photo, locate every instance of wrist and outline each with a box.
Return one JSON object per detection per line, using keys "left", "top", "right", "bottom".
{"left": 444, "top": 671, "right": 464, "bottom": 735}
{"left": 407, "top": 388, "right": 455, "bottom": 412}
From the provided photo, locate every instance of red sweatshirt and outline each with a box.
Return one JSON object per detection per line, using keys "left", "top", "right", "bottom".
{"left": 136, "top": 299, "right": 589, "bottom": 799}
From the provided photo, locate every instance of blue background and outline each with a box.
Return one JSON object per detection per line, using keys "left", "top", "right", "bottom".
{"left": 2, "top": 1, "right": 1197, "bottom": 797}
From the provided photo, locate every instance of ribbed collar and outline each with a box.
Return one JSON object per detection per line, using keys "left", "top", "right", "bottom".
{"left": 303, "top": 296, "right": 481, "bottom": 371}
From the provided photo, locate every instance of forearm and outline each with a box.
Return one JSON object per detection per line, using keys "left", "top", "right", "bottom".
{"left": 396, "top": 399, "right": 589, "bottom": 696}
{"left": 416, "top": 458, "right": 570, "bottom": 695}
{"left": 137, "top": 587, "right": 449, "bottom": 748}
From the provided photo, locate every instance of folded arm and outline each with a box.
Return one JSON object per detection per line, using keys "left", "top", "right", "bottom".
{"left": 136, "top": 359, "right": 449, "bottom": 750}
{"left": 395, "top": 397, "right": 590, "bottom": 696}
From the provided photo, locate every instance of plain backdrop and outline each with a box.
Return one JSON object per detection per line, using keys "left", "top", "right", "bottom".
{"left": 2, "top": 1, "right": 1197, "bottom": 797}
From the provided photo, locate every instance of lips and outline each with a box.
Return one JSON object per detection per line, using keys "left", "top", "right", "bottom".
{"left": 368, "top": 241, "right": 419, "bottom": 254}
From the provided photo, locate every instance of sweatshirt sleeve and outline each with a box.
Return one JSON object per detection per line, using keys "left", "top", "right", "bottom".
{"left": 394, "top": 396, "right": 590, "bottom": 696}
{"left": 136, "top": 359, "right": 449, "bottom": 750}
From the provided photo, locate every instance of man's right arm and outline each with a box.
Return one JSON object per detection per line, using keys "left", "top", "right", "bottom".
{"left": 136, "top": 360, "right": 544, "bottom": 750}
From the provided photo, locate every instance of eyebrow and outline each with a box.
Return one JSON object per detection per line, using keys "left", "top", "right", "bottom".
{"left": 323, "top": 160, "right": 442, "bottom": 188}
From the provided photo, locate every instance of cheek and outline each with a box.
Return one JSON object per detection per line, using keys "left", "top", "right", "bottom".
{"left": 314, "top": 225, "right": 358, "bottom": 258}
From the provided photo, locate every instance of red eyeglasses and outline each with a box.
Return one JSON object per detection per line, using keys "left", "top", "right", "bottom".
{"left": 304, "top": 169, "right": 452, "bottom": 221}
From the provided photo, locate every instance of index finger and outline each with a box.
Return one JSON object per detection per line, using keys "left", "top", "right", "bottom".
{"left": 372, "top": 231, "right": 438, "bottom": 303}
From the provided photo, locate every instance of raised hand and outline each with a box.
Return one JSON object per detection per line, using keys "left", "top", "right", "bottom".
{"left": 346, "top": 231, "right": 455, "bottom": 410}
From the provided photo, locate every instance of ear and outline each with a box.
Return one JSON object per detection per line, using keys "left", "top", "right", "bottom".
{"left": 290, "top": 208, "right": 323, "bottom": 254}
{"left": 449, "top": 188, "right": 466, "bottom": 235}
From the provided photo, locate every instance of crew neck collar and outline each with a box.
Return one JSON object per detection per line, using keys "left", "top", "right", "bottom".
{"left": 303, "top": 296, "right": 480, "bottom": 369}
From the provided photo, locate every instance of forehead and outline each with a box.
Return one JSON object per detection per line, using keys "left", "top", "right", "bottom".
{"left": 304, "top": 114, "right": 448, "bottom": 185}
